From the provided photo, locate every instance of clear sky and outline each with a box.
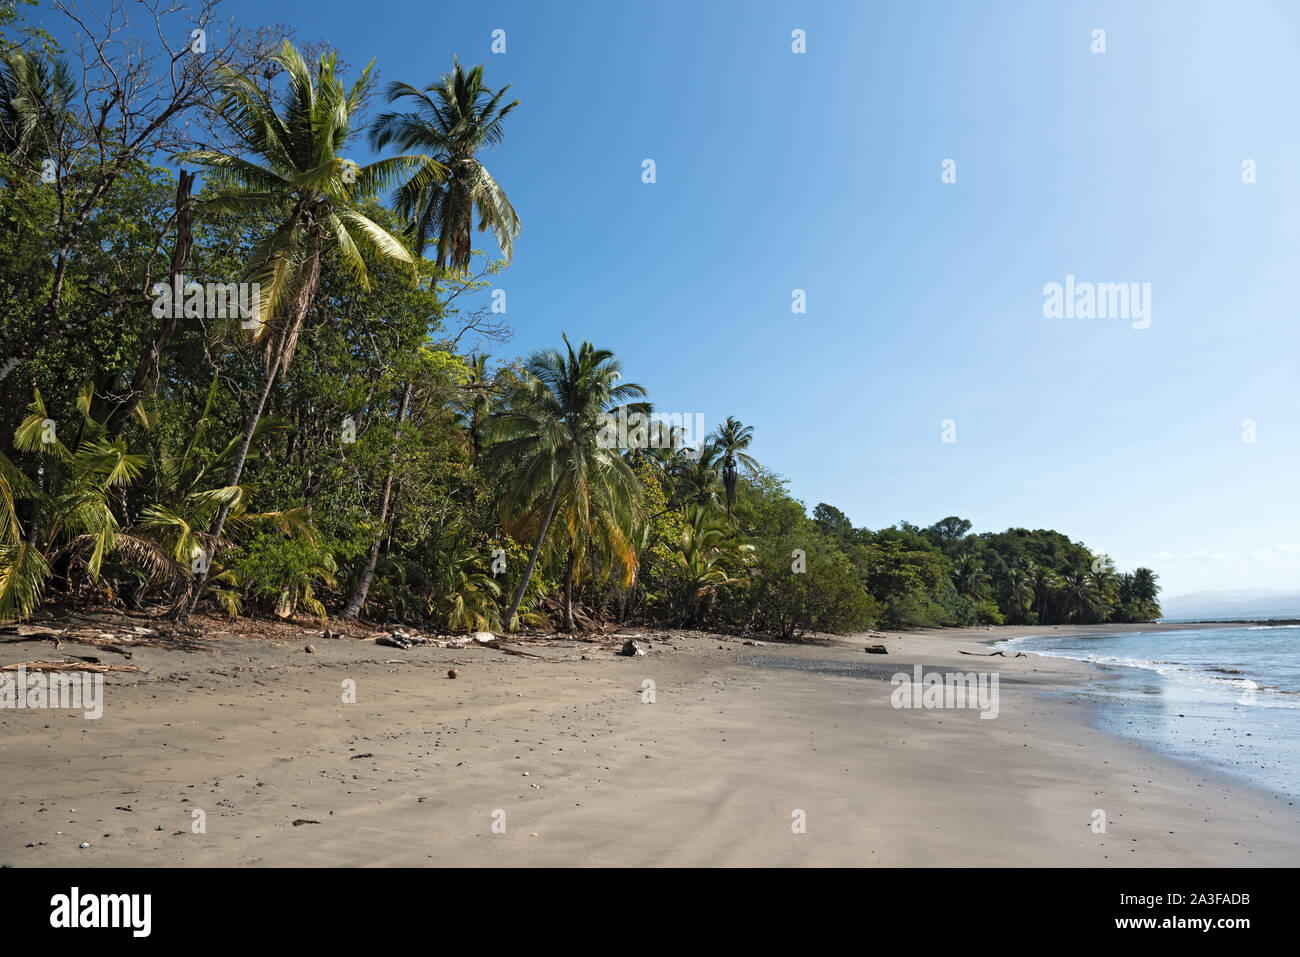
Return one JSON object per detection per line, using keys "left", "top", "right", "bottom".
{"left": 32, "top": 0, "right": 1300, "bottom": 597}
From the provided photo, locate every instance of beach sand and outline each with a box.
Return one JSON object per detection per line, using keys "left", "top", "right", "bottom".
{"left": 2, "top": 621, "right": 1296, "bottom": 867}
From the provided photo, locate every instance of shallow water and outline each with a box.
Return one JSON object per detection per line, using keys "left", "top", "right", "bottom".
{"left": 995, "top": 626, "right": 1300, "bottom": 799}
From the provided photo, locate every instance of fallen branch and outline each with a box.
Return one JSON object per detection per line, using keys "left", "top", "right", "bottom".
{"left": 476, "top": 640, "right": 543, "bottom": 659}
{"left": 957, "top": 650, "right": 1026, "bottom": 658}
{"left": 1, "top": 661, "right": 142, "bottom": 673}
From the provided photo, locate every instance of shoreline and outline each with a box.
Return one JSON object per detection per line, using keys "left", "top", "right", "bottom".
{"left": 977, "top": 621, "right": 1299, "bottom": 805}
{"left": 2, "top": 620, "right": 1296, "bottom": 866}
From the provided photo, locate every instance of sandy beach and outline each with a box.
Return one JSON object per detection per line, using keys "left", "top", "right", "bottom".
{"left": 2, "top": 620, "right": 1296, "bottom": 867}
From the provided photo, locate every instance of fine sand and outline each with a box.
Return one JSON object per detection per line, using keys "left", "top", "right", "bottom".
{"left": 2, "top": 620, "right": 1297, "bottom": 867}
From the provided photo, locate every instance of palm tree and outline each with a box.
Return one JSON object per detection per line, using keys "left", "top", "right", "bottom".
{"left": 1060, "top": 568, "right": 1101, "bottom": 623}
{"left": 453, "top": 353, "right": 495, "bottom": 466}
{"left": 1131, "top": 567, "right": 1159, "bottom": 604}
{"left": 708, "top": 417, "right": 759, "bottom": 518}
{"left": 0, "top": 386, "right": 182, "bottom": 623}
{"left": 554, "top": 448, "right": 642, "bottom": 631}
{"left": 488, "top": 336, "right": 644, "bottom": 632}
{"left": 1003, "top": 563, "right": 1034, "bottom": 623}
{"left": 1127, "top": 566, "right": 1161, "bottom": 619}
{"left": 672, "top": 441, "right": 724, "bottom": 511}
{"left": 135, "top": 375, "right": 310, "bottom": 611}
{"left": 0, "top": 49, "right": 74, "bottom": 170}
{"left": 369, "top": 57, "right": 520, "bottom": 271}
{"left": 665, "top": 505, "right": 747, "bottom": 625}
{"left": 952, "top": 551, "right": 990, "bottom": 600}
{"left": 1085, "top": 561, "right": 1117, "bottom": 620}
{"left": 178, "top": 41, "right": 425, "bottom": 617}
{"left": 429, "top": 537, "right": 502, "bottom": 633}
{"left": 1029, "top": 564, "right": 1058, "bottom": 624}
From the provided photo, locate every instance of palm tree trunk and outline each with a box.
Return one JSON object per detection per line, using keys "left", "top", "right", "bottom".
{"left": 180, "top": 323, "right": 288, "bottom": 618}
{"left": 181, "top": 244, "right": 322, "bottom": 619}
{"left": 503, "top": 482, "right": 562, "bottom": 632}
{"left": 619, "top": 564, "right": 638, "bottom": 623}
{"left": 342, "top": 380, "right": 413, "bottom": 619}
{"left": 561, "top": 547, "right": 575, "bottom": 632}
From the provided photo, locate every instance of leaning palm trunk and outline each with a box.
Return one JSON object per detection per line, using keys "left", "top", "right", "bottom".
{"left": 503, "top": 482, "right": 562, "bottom": 632}
{"left": 561, "top": 547, "right": 575, "bottom": 632}
{"left": 342, "top": 380, "right": 413, "bottom": 619}
{"left": 181, "top": 248, "right": 322, "bottom": 618}
{"left": 618, "top": 564, "right": 638, "bottom": 623}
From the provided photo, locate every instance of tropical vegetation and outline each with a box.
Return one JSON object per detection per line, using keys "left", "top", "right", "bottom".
{"left": 0, "top": 2, "right": 1160, "bottom": 636}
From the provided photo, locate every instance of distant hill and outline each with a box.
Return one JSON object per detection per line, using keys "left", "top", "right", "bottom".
{"left": 1160, "top": 589, "right": 1300, "bottom": 621}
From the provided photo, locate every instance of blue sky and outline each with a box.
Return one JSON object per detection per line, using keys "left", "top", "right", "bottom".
{"left": 33, "top": 0, "right": 1300, "bottom": 596}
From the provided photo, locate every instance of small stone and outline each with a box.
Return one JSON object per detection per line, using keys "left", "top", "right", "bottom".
{"left": 79, "top": 842, "right": 89, "bottom": 849}
{"left": 304, "top": 644, "right": 316, "bottom": 654}
{"left": 447, "top": 668, "right": 459, "bottom": 679}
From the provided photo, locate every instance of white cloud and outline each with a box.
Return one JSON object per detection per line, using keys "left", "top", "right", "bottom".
{"left": 1143, "top": 544, "right": 1300, "bottom": 595}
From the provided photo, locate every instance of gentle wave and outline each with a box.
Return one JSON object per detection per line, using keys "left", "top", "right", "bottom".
{"left": 996, "top": 625, "right": 1300, "bottom": 799}
{"left": 994, "top": 632, "right": 1299, "bottom": 706}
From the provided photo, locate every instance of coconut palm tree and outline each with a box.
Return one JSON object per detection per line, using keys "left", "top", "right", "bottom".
{"left": 671, "top": 441, "right": 724, "bottom": 511}
{"left": 708, "top": 417, "right": 759, "bottom": 519}
{"left": 1002, "top": 563, "right": 1034, "bottom": 623}
{"left": 178, "top": 41, "right": 427, "bottom": 617}
{"left": 1029, "top": 564, "right": 1057, "bottom": 624}
{"left": 1060, "top": 568, "right": 1101, "bottom": 623}
{"left": 1124, "top": 566, "right": 1161, "bottom": 620}
{"left": 369, "top": 57, "right": 520, "bottom": 272}
{"left": 488, "top": 335, "right": 644, "bottom": 632}
{"left": 0, "top": 49, "right": 74, "bottom": 170}
{"left": 952, "top": 550, "right": 990, "bottom": 600}
{"left": 453, "top": 353, "right": 496, "bottom": 467}
{"left": 1131, "top": 566, "right": 1159, "bottom": 604}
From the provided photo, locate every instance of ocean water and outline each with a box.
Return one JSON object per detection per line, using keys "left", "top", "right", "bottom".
{"left": 996, "top": 626, "right": 1300, "bottom": 799}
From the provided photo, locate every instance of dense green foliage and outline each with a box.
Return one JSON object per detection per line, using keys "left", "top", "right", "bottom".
{"left": 0, "top": 11, "right": 1160, "bottom": 636}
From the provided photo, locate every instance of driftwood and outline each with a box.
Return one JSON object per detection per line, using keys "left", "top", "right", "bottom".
{"left": 1, "top": 660, "right": 141, "bottom": 673}
{"left": 476, "top": 640, "right": 542, "bottom": 659}
{"left": 0, "top": 626, "right": 203, "bottom": 656}
{"left": 957, "top": 650, "right": 1026, "bottom": 658}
